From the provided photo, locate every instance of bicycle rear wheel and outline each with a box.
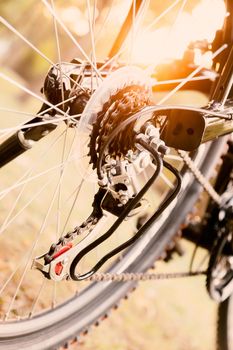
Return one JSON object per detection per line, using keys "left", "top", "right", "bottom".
{"left": 0, "top": 1, "right": 232, "bottom": 349}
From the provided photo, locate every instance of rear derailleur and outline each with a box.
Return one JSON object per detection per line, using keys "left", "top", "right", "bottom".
{"left": 32, "top": 124, "right": 181, "bottom": 282}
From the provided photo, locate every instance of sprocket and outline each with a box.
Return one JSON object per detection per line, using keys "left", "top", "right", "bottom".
{"left": 75, "top": 66, "right": 152, "bottom": 172}
{"left": 89, "top": 84, "right": 151, "bottom": 169}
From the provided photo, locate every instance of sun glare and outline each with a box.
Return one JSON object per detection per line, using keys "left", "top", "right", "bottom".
{"left": 131, "top": 0, "right": 226, "bottom": 66}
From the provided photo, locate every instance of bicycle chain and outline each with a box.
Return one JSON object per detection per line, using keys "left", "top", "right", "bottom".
{"left": 87, "top": 270, "right": 206, "bottom": 282}
{"left": 44, "top": 214, "right": 100, "bottom": 263}
{"left": 178, "top": 150, "right": 221, "bottom": 205}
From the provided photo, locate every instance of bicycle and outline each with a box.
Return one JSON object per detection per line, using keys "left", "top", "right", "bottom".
{"left": 0, "top": 1, "right": 233, "bottom": 349}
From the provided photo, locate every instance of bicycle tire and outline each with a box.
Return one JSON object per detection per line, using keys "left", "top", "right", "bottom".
{"left": 217, "top": 294, "right": 233, "bottom": 350}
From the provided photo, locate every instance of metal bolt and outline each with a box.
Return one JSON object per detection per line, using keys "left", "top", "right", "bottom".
{"left": 140, "top": 157, "right": 148, "bottom": 168}
{"left": 119, "top": 194, "right": 128, "bottom": 205}
{"left": 111, "top": 168, "right": 117, "bottom": 175}
{"left": 98, "top": 177, "right": 108, "bottom": 187}
{"left": 145, "top": 125, "right": 160, "bottom": 139}
{"left": 158, "top": 143, "right": 170, "bottom": 155}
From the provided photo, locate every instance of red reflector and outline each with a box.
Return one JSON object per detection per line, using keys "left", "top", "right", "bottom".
{"left": 53, "top": 242, "right": 73, "bottom": 276}
{"left": 55, "top": 262, "right": 63, "bottom": 276}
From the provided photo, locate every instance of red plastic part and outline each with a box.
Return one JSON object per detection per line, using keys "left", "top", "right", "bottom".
{"left": 55, "top": 262, "right": 63, "bottom": 276}
{"left": 52, "top": 242, "right": 73, "bottom": 259}
{"left": 53, "top": 242, "right": 73, "bottom": 276}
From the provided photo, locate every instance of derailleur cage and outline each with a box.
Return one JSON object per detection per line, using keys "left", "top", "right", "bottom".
{"left": 32, "top": 122, "right": 181, "bottom": 282}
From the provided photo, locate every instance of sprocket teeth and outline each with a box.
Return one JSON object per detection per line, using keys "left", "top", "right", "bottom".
{"left": 101, "top": 313, "right": 109, "bottom": 320}
{"left": 88, "top": 85, "right": 150, "bottom": 169}
{"left": 82, "top": 328, "right": 89, "bottom": 336}
{"left": 70, "top": 336, "right": 79, "bottom": 345}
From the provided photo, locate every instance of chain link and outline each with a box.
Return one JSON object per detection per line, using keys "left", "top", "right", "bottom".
{"left": 178, "top": 150, "right": 221, "bottom": 205}
{"left": 87, "top": 270, "right": 206, "bottom": 282}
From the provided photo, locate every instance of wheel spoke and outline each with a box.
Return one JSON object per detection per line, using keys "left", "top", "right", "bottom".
{"left": 51, "top": 0, "right": 65, "bottom": 107}
{"left": 0, "top": 15, "right": 54, "bottom": 66}
{"left": 86, "top": 0, "right": 98, "bottom": 92}
{"left": 160, "top": 172, "right": 175, "bottom": 189}
{"left": 3, "top": 127, "right": 79, "bottom": 319}
{"left": 0, "top": 72, "right": 81, "bottom": 122}
{"left": 0, "top": 16, "right": 85, "bottom": 91}
{"left": 0, "top": 127, "right": 66, "bottom": 199}
{"left": 41, "top": 0, "right": 103, "bottom": 80}
{"left": 0, "top": 132, "right": 90, "bottom": 202}
{"left": 158, "top": 44, "right": 228, "bottom": 105}
{"left": 3, "top": 188, "right": 58, "bottom": 320}
{"left": 55, "top": 126, "right": 78, "bottom": 243}
{"left": 146, "top": 0, "right": 183, "bottom": 32}
{"left": 94, "top": 0, "right": 114, "bottom": 46}
{"left": 0, "top": 113, "right": 78, "bottom": 135}
{"left": 0, "top": 178, "right": 53, "bottom": 236}
{"left": 28, "top": 279, "right": 47, "bottom": 318}
{"left": 0, "top": 96, "right": 77, "bottom": 145}
{"left": 0, "top": 254, "right": 29, "bottom": 303}
{"left": 61, "top": 177, "right": 85, "bottom": 237}
{"left": 100, "top": 0, "right": 181, "bottom": 70}
{"left": 153, "top": 76, "right": 212, "bottom": 86}
{"left": 0, "top": 152, "right": 85, "bottom": 199}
